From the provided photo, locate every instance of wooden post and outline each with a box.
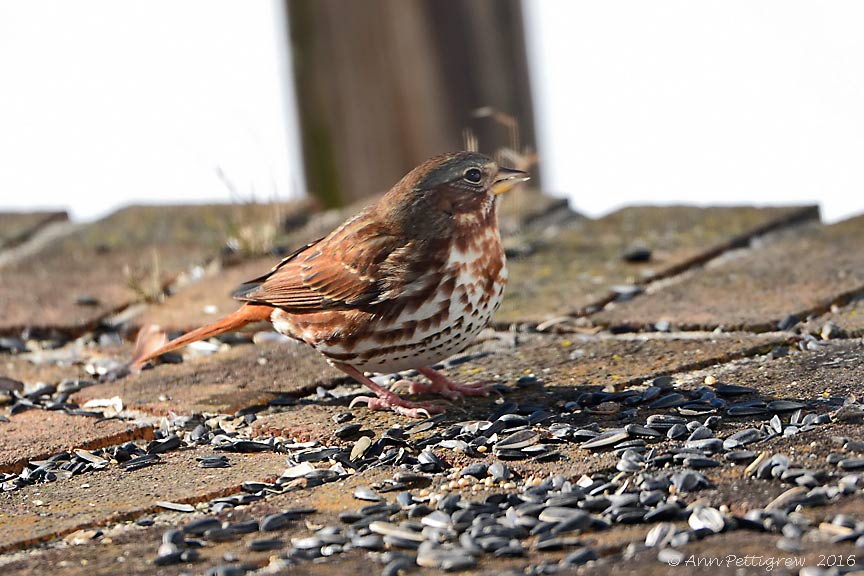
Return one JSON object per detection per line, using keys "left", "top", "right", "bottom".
{"left": 286, "top": 0, "right": 536, "bottom": 206}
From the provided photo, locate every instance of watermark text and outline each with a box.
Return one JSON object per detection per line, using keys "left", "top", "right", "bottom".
{"left": 667, "top": 554, "right": 806, "bottom": 572}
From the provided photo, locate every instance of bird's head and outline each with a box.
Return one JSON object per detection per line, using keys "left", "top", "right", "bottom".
{"left": 384, "top": 151, "right": 529, "bottom": 235}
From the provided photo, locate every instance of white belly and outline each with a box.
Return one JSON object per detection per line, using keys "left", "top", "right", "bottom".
{"left": 362, "top": 280, "right": 505, "bottom": 373}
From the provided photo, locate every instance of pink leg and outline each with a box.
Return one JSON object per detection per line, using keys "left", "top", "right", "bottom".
{"left": 393, "top": 367, "right": 490, "bottom": 401}
{"left": 335, "top": 363, "right": 449, "bottom": 418}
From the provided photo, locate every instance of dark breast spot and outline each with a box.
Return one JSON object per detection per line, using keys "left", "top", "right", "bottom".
{"left": 439, "top": 276, "right": 456, "bottom": 298}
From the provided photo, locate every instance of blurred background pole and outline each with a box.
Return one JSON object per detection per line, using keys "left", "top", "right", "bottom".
{"left": 285, "top": 0, "right": 536, "bottom": 207}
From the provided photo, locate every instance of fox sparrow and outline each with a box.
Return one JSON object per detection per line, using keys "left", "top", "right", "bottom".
{"left": 131, "top": 151, "right": 529, "bottom": 417}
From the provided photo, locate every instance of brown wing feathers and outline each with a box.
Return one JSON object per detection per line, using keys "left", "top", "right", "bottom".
{"left": 236, "top": 218, "right": 403, "bottom": 311}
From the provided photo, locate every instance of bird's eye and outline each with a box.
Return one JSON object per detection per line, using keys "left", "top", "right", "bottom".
{"left": 463, "top": 167, "right": 483, "bottom": 184}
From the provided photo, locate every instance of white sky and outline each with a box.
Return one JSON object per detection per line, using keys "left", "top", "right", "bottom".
{"left": 525, "top": 0, "right": 864, "bottom": 223}
{"left": 0, "top": 1, "right": 302, "bottom": 221}
{"left": 0, "top": 2, "right": 862, "bottom": 223}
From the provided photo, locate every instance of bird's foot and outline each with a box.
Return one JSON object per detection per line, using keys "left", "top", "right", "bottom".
{"left": 401, "top": 367, "right": 491, "bottom": 401}
{"left": 349, "top": 392, "right": 448, "bottom": 418}
{"left": 334, "top": 362, "right": 450, "bottom": 418}
{"left": 391, "top": 378, "right": 487, "bottom": 401}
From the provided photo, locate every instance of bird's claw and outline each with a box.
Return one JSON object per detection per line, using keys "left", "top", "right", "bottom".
{"left": 349, "top": 394, "right": 447, "bottom": 418}
{"left": 392, "top": 375, "right": 490, "bottom": 401}
{"left": 390, "top": 379, "right": 461, "bottom": 401}
{"left": 417, "top": 374, "right": 491, "bottom": 399}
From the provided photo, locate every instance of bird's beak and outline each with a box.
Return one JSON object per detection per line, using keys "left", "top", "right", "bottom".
{"left": 491, "top": 167, "right": 530, "bottom": 195}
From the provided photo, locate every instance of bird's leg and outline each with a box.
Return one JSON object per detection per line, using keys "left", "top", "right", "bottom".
{"left": 334, "top": 363, "right": 449, "bottom": 418}
{"left": 391, "top": 367, "right": 490, "bottom": 401}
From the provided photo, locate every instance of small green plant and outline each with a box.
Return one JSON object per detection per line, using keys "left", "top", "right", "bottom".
{"left": 216, "top": 167, "right": 286, "bottom": 257}
{"left": 124, "top": 249, "right": 164, "bottom": 303}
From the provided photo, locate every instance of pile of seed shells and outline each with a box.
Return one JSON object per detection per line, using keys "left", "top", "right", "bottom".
{"left": 150, "top": 430, "right": 864, "bottom": 575}
{"left": 4, "top": 357, "right": 864, "bottom": 573}
{"left": 131, "top": 379, "right": 860, "bottom": 573}
{"left": 0, "top": 408, "right": 266, "bottom": 492}
{"left": 0, "top": 377, "right": 102, "bottom": 420}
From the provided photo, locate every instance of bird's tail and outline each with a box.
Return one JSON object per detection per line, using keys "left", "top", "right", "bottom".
{"left": 129, "top": 303, "right": 273, "bottom": 370}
